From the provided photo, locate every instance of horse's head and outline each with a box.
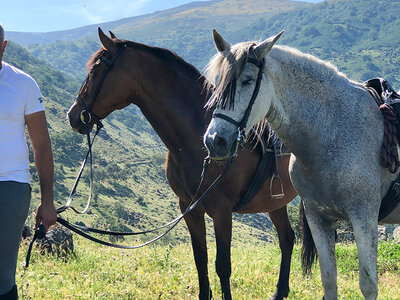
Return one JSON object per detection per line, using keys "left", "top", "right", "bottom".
{"left": 67, "top": 28, "right": 132, "bottom": 134}
{"left": 203, "top": 29, "right": 284, "bottom": 161}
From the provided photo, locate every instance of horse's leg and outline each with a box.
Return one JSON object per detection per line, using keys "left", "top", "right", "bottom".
{"left": 180, "top": 200, "right": 212, "bottom": 300}
{"left": 304, "top": 207, "right": 337, "bottom": 300}
{"left": 213, "top": 208, "right": 232, "bottom": 300}
{"left": 268, "top": 205, "right": 295, "bottom": 300}
{"left": 349, "top": 211, "right": 379, "bottom": 300}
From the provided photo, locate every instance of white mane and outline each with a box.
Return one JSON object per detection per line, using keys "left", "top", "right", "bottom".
{"left": 269, "top": 44, "right": 357, "bottom": 85}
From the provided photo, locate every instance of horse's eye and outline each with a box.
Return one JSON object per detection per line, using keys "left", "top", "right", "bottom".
{"left": 242, "top": 79, "right": 254, "bottom": 86}
{"left": 95, "top": 59, "right": 101, "bottom": 65}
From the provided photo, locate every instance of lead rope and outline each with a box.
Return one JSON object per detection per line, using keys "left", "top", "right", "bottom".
{"left": 25, "top": 123, "right": 101, "bottom": 268}
{"left": 57, "top": 123, "right": 102, "bottom": 215}
{"left": 25, "top": 153, "right": 234, "bottom": 265}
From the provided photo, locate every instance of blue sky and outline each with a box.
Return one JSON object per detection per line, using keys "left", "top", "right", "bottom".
{"left": 1, "top": 0, "right": 324, "bottom": 33}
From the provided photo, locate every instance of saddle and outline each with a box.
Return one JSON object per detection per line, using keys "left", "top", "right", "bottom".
{"left": 364, "top": 78, "right": 400, "bottom": 122}
{"left": 232, "top": 129, "right": 286, "bottom": 212}
{"left": 364, "top": 78, "right": 400, "bottom": 221}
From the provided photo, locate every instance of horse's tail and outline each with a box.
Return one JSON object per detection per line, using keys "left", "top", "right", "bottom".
{"left": 300, "top": 199, "right": 317, "bottom": 275}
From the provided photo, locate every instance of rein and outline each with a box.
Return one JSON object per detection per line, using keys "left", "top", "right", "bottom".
{"left": 26, "top": 40, "right": 237, "bottom": 264}
{"left": 26, "top": 149, "right": 233, "bottom": 266}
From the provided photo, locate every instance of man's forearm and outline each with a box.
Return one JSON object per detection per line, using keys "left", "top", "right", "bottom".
{"left": 34, "top": 142, "right": 54, "bottom": 203}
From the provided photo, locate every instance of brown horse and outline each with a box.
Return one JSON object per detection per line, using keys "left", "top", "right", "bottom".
{"left": 67, "top": 28, "right": 297, "bottom": 300}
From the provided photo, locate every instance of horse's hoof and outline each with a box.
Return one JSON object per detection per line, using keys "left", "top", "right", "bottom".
{"left": 269, "top": 291, "right": 284, "bottom": 300}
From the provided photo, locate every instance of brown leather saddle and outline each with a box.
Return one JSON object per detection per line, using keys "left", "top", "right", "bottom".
{"left": 232, "top": 129, "right": 287, "bottom": 212}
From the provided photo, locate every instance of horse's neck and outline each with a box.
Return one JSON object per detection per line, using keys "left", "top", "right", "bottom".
{"left": 265, "top": 47, "right": 365, "bottom": 166}
{"left": 134, "top": 60, "right": 209, "bottom": 161}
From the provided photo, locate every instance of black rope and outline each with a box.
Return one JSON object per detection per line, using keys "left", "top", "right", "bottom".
{"left": 25, "top": 155, "right": 233, "bottom": 266}
{"left": 54, "top": 157, "right": 233, "bottom": 250}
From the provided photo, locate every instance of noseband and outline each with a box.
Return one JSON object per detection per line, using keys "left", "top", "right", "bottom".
{"left": 76, "top": 44, "right": 126, "bottom": 129}
{"left": 212, "top": 52, "right": 265, "bottom": 156}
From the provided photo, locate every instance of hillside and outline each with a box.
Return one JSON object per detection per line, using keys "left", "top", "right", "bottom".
{"left": 3, "top": 41, "right": 277, "bottom": 246}
{"left": 236, "top": 0, "right": 400, "bottom": 85}
{"left": 5, "top": 0, "right": 399, "bottom": 247}
{"left": 8, "top": 0, "right": 309, "bottom": 77}
{"left": 8, "top": 0, "right": 400, "bottom": 90}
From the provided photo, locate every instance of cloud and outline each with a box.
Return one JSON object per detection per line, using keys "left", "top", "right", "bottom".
{"left": 75, "top": 0, "right": 153, "bottom": 23}
{"left": 3, "top": 0, "right": 158, "bottom": 32}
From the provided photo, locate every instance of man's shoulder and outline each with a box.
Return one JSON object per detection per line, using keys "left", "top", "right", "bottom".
{"left": 3, "top": 62, "right": 34, "bottom": 80}
{"left": 2, "top": 62, "right": 39, "bottom": 91}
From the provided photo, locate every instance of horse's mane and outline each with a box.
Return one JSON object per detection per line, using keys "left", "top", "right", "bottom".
{"left": 204, "top": 40, "right": 353, "bottom": 144}
{"left": 86, "top": 39, "right": 203, "bottom": 82}
{"left": 204, "top": 41, "right": 256, "bottom": 110}
{"left": 204, "top": 41, "right": 352, "bottom": 111}
{"left": 270, "top": 45, "right": 351, "bottom": 84}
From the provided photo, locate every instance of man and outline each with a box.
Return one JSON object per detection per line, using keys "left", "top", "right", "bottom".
{"left": 0, "top": 24, "right": 57, "bottom": 299}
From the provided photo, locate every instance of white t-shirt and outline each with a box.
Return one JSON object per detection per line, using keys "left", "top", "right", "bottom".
{"left": 0, "top": 62, "right": 44, "bottom": 184}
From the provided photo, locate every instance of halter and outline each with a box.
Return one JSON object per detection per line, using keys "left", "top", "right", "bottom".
{"left": 76, "top": 44, "right": 126, "bottom": 130}
{"left": 212, "top": 51, "right": 265, "bottom": 156}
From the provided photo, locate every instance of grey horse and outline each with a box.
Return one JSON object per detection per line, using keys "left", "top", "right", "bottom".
{"left": 203, "top": 29, "right": 400, "bottom": 300}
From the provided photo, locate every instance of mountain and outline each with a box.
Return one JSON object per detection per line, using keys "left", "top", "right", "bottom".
{"left": 3, "top": 41, "right": 276, "bottom": 245}
{"left": 235, "top": 0, "right": 400, "bottom": 85}
{"left": 8, "top": 0, "right": 400, "bottom": 89}
{"left": 7, "top": 0, "right": 308, "bottom": 45}
{"left": 4, "top": 0, "right": 399, "bottom": 245}
{"left": 7, "top": 0, "right": 310, "bottom": 77}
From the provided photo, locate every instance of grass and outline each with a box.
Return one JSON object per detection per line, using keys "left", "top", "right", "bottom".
{"left": 16, "top": 237, "right": 400, "bottom": 299}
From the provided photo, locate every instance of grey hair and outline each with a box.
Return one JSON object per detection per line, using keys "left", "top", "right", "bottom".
{"left": 204, "top": 40, "right": 282, "bottom": 147}
{"left": 204, "top": 41, "right": 256, "bottom": 110}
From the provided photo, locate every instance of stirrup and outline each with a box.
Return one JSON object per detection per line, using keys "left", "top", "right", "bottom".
{"left": 270, "top": 173, "right": 284, "bottom": 199}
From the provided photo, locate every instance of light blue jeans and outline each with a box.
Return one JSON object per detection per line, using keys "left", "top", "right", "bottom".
{"left": 0, "top": 181, "right": 31, "bottom": 295}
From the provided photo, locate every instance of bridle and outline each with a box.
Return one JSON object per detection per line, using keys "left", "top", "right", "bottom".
{"left": 76, "top": 44, "right": 126, "bottom": 131}
{"left": 58, "top": 45, "right": 128, "bottom": 215}
{"left": 26, "top": 42, "right": 238, "bottom": 266}
{"left": 212, "top": 49, "right": 265, "bottom": 157}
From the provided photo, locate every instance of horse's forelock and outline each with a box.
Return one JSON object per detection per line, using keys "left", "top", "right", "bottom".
{"left": 86, "top": 48, "right": 106, "bottom": 70}
{"left": 204, "top": 42, "right": 255, "bottom": 110}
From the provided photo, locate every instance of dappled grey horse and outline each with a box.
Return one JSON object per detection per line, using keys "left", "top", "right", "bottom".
{"left": 203, "top": 30, "right": 400, "bottom": 299}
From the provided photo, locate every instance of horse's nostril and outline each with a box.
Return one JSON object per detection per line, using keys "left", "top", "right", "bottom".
{"left": 214, "top": 135, "right": 228, "bottom": 151}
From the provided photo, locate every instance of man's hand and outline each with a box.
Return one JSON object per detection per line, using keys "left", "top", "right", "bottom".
{"left": 35, "top": 201, "right": 57, "bottom": 231}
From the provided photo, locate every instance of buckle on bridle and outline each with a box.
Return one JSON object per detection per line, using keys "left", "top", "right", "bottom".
{"left": 231, "top": 128, "right": 245, "bottom": 158}
{"left": 80, "top": 110, "right": 92, "bottom": 125}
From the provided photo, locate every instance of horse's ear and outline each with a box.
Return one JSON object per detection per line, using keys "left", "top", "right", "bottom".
{"left": 98, "top": 27, "right": 117, "bottom": 52}
{"left": 212, "top": 29, "right": 231, "bottom": 53}
{"left": 254, "top": 30, "right": 284, "bottom": 60}
{"left": 109, "top": 31, "right": 117, "bottom": 39}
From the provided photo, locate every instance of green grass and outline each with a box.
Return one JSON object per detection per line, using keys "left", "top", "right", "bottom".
{"left": 17, "top": 238, "right": 400, "bottom": 299}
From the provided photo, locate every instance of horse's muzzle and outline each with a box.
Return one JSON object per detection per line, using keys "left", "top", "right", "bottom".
{"left": 204, "top": 132, "right": 235, "bottom": 161}
{"left": 67, "top": 110, "right": 93, "bottom": 135}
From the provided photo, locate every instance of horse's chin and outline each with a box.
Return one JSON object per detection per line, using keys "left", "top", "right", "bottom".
{"left": 77, "top": 124, "right": 93, "bottom": 135}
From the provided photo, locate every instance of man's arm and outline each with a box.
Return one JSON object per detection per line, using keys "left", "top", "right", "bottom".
{"left": 25, "top": 111, "right": 57, "bottom": 231}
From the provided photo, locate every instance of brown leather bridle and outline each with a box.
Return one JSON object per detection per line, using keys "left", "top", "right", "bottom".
{"left": 76, "top": 44, "right": 126, "bottom": 131}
